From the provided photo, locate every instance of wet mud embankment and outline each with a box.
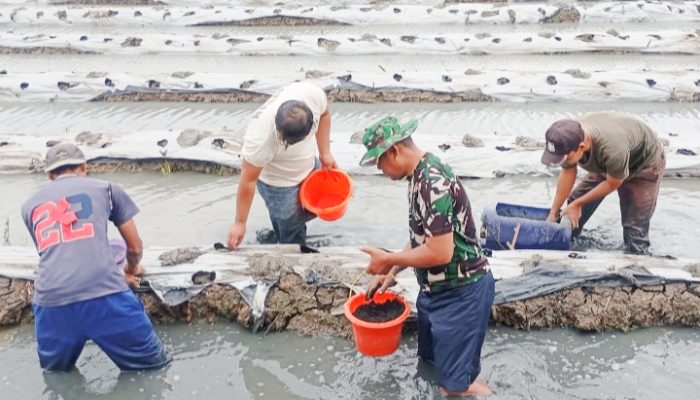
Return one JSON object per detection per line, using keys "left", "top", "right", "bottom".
{"left": 92, "top": 88, "right": 494, "bottom": 103}
{"left": 3, "top": 275, "right": 700, "bottom": 337}
{"left": 86, "top": 160, "right": 239, "bottom": 175}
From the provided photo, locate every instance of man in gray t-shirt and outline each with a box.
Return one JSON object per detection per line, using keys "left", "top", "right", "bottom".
{"left": 540, "top": 112, "right": 665, "bottom": 255}
{"left": 21, "top": 143, "right": 170, "bottom": 371}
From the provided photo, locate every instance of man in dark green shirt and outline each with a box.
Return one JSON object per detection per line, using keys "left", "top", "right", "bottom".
{"left": 541, "top": 112, "right": 665, "bottom": 255}
{"left": 360, "top": 117, "right": 494, "bottom": 397}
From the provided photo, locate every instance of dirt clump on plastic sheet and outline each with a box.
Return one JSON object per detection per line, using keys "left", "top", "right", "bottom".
{"left": 514, "top": 136, "right": 545, "bottom": 149}
{"left": 519, "top": 254, "right": 545, "bottom": 273}
{"left": 543, "top": 5, "right": 581, "bottom": 24}
{"left": 0, "top": 278, "right": 33, "bottom": 325}
{"left": 309, "top": 260, "right": 364, "bottom": 286}
{"left": 177, "top": 129, "right": 210, "bottom": 147}
{"left": 246, "top": 254, "right": 296, "bottom": 281}
{"left": 492, "top": 283, "right": 700, "bottom": 332}
{"left": 158, "top": 247, "right": 205, "bottom": 267}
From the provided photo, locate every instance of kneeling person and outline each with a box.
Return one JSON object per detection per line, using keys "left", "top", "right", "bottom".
{"left": 541, "top": 112, "right": 665, "bottom": 254}
{"left": 360, "top": 117, "right": 494, "bottom": 397}
{"left": 21, "top": 144, "right": 171, "bottom": 371}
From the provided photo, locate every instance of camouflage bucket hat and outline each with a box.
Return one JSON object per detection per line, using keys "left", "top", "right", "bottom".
{"left": 359, "top": 116, "right": 418, "bottom": 166}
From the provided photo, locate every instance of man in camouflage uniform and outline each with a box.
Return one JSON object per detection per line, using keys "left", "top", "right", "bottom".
{"left": 360, "top": 116, "right": 494, "bottom": 397}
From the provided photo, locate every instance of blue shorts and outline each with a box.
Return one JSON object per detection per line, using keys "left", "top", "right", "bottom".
{"left": 33, "top": 291, "right": 171, "bottom": 371}
{"left": 416, "top": 271, "right": 495, "bottom": 392}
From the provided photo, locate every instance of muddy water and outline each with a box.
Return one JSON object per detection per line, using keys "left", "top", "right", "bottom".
{"left": 2, "top": 173, "right": 700, "bottom": 257}
{"left": 0, "top": 323, "right": 699, "bottom": 400}
{"left": 1, "top": 158, "right": 700, "bottom": 400}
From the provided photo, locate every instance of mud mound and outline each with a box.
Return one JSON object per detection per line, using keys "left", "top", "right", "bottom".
{"left": 308, "top": 259, "right": 366, "bottom": 286}
{"left": 193, "top": 16, "right": 347, "bottom": 27}
{"left": 267, "top": 273, "right": 351, "bottom": 336}
{"left": 177, "top": 129, "right": 210, "bottom": 147}
{"left": 93, "top": 90, "right": 270, "bottom": 103}
{"left": 327, "top": 88, "right": 494, "bottom": 103}
{"left": 543, "top": 5, "right": 581, "bottom": 24}
{"left": 85, "top": 160, "right": 239, "bottom": 175}
{"left": 3, "top": 276, "right": 699, "bottom": 337}
{"left": 247, "top": 254, "right": 296, "bottom": 281}
{"left": 462, "top": 134, "right": 485, "bottom": 148}
{"left": 158, "top": 247, "right": 205, "bottom": 266}
{"left": 492, "top": 283, "right": 700, "bottom": 331}
{"left": 0, "top": 278, "right": 33, "bottom": 325}
{"left": 0, "top": 47, "right": 97, "bottom": 55}
{"left": 92, "top": 88, "right": 495, "bottom": 103}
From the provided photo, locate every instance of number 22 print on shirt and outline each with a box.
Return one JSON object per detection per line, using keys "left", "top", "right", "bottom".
{"left": 32, "top": 194, "right": 95, "bottom": 252}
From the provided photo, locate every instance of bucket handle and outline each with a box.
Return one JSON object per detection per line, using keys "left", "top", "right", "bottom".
{"left": 349, "top": 270, "right": 366, "bottom": 299}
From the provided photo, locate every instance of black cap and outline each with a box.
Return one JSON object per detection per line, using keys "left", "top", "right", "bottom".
{"left": 541, "top": 119, "right": 584, "bottom": 166}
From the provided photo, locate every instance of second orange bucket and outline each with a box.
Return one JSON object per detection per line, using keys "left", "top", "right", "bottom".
{"left": 300, "top": 169, "right": 353, "bottom": 221}
{"left": 344, "top": 291, "right": 411, "bottom": 357}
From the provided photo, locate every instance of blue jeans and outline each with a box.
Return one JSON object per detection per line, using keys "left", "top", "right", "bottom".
{"left": 257, "top": 179, "right": 317, "bottom": 246}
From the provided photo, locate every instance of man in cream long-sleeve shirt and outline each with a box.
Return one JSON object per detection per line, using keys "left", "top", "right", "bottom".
{"left": 227, "top": 82, "right": 336, "bottom": 249}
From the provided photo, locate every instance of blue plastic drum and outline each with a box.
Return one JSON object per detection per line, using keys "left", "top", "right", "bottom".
{"left": 480, "top": 203, "right": 572, "bottom": 251}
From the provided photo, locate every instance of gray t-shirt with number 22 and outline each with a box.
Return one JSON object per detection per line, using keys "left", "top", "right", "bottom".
{"left": 22, "top": 176, "right": 139, "bottom": 307}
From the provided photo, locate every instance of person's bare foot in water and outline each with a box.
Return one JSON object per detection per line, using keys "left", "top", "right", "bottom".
{"left": 439, "top": 379, "right": 492, "bottom": 397}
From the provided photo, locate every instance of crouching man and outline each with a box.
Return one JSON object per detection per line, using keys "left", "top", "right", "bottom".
{"left": 541, "top": 112, "right": 665, "bottom": 255}
{"left": 21, "top": 144, "right": 171, "bottom": 371}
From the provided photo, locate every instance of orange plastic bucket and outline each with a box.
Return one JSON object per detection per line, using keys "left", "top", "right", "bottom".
{"left": 343, "top": 291, "right": 411, "bottom": 357}
{"left": 299, "top": 169, "right": 353, "bottom": 221}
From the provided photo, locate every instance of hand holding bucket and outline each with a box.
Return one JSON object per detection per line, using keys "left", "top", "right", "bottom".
{"left": 300, "top": 168, "right": 354, "bottom": 221}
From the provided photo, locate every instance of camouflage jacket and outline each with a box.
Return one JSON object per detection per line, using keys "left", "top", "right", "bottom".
{"left": 409, "top": 153, "right": 488, "bottom": 293}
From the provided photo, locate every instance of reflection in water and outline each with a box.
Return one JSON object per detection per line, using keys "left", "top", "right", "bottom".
{"left": 41, "top": 367, "right": 171, "bottom": 400}
{"left": 1, "top": 325, "right": 699, "bottom": 399}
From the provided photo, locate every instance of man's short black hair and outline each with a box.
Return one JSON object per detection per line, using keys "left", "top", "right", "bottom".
{"left": 275, "top": 100, "right": 314, "bottom": 146}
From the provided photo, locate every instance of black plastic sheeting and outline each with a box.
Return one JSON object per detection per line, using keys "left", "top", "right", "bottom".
{"left": 493, "top": 264, "right": 689, "bottom": 305}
